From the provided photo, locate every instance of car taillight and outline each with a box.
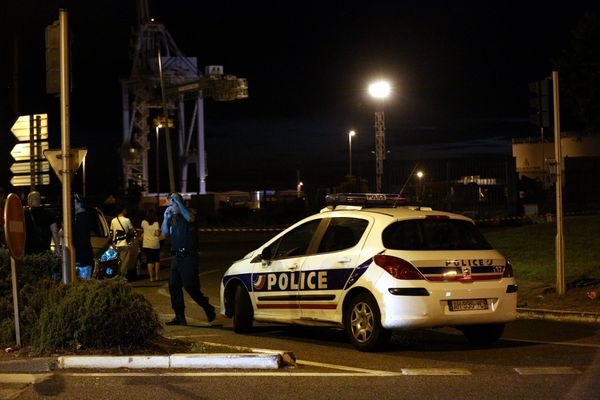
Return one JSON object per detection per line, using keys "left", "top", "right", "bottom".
{"left": 503, "top": 260, "right": 514, "bottom": 278}
{"left": 373, "top": 255, "right": 424, "bottom": 280}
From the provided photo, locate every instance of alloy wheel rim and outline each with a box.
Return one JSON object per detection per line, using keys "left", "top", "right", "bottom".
{"left": 350, "top": 302, "right": 374, "bottom": 343}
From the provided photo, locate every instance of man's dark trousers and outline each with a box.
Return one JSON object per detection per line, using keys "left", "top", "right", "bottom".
{"left": 169, "top": 254, "right": 213, "bottom": 319}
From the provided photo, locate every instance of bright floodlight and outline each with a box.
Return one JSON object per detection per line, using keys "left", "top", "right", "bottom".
{"left": 368, "top": 81, "right": 391, "bottom": 99}
{"left": 416, "top": 171, "right": 424, "bottom": 179}
{"left": 349, "top": 130, "right": 356, "bottom": 137}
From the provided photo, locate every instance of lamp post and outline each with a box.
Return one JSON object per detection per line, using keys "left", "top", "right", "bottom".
{"left": 416, "top": 170, "right": 424, "bottom": 202}
{"left": 348, "top": 130, "right": 356, "bottom": 176}
{"left": 155, "top": 123, "right": 162, "bottom": 206}
{"left": 368, "top": 80, "right": 391, "bottom": 192}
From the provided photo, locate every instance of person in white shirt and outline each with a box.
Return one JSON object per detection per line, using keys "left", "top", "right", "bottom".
{"left": 141, "top": 209, "right": 162, "bottom": 281}
{"left": 110, "top": 206, "right": 134, "bottom": 277}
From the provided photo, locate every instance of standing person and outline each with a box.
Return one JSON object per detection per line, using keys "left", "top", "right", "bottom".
{"left": 162, "top": 192, "right": 215, "bottom": 325}
{"left": 110, "top": 205, "right": 134, "bottom": 277}
{"left": 72, "top": 194, "right": 94, "bottom": 280}
{"left": 24, "top": 191, "right": 60, "bottom": 255}
{"left": 141, "top": 209, "right": 162, "bottom": 281}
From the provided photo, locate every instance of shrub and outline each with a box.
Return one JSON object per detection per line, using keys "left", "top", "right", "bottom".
{"left": 0, "top": 250, "right": 161, "bottom": 354}
{"left": 23, "top": 279, "right": 161, "bottom": 354}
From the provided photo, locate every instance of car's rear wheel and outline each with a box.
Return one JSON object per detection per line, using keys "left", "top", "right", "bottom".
{"left": 233, "top": 284, "right": 254, "bottom": 333}
{"left": 345, "top": 293, "right": 390, "bottom": 351}
{"left": 460, "top": 323, "right": 505, "bottom": 344}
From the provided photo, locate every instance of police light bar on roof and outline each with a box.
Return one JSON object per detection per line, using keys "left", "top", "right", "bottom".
{"left": 325, "top": 193, "right": 409, "bottom": 208}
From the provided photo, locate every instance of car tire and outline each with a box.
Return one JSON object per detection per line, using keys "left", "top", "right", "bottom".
{"left": 460, "top": 323, "right": 505, "bottom": 344}
{"left": 345, "top": 292, "right": 390, "bottom": 351}
{"left": 233, "top": 284, "right": 254, "bottom": 333}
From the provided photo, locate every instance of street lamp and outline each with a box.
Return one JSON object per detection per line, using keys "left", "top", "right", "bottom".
{"left": 348, "top": 130, "right": 356, "bottom": 176}
{"left": 416, "top": 171, "right": 424, "bottom": 202}
{"left": 155, "top": 123, "right": 162, "bottom": 206}
{"left": 368, "top": 80, "right": 391, "bottom": 192}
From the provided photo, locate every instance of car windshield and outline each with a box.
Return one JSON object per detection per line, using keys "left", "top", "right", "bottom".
{"left": 382, "top": 218, "right": 493, "bottom": 250}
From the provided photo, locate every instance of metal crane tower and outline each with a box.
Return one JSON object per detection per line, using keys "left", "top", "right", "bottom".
{"left": 121, "top": 2, "right": 247, "bottom": 195}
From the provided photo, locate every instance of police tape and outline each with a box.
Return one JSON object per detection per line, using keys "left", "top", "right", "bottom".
{"left": 199, "top": 227, "right": 285, "bottom": 233}
{"left": 474, "top": 210, "right": 600, "bottom": 224}
{"left": 198, "top": 210, "right": 599, "bottom": 231}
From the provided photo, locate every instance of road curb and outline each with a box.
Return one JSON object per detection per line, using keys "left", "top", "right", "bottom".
{"left": 517, "top": 308, "right": 600, "bottom": 324}
{"left": 56, "top": 349, "right": 295, "bottom": 370}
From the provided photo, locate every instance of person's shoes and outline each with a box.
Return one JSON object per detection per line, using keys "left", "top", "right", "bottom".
{"left": 165, "top": 317, "right": 187, "bottom": 326}
{"left": 205, "top": 306, "right": 216, "bottom": 323}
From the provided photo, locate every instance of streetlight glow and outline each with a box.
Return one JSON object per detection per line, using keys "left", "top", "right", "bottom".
{"left": 416, "top": 171, "right": 424, "bottom": 179}
{"left": 368, "top": 80, "right": 391, "bottom": 99}
{"left": 348, "top": 130, "right": 357, "bottom": 176}
{"left": 368, "top": 79, "right": 391, "bottom": 192}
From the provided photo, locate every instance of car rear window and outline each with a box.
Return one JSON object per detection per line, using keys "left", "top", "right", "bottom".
{"left": 382, "top": 219, "right": 492, "bottom": 250}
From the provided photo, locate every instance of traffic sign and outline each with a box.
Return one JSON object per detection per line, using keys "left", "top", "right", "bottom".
{"left": 11, "top": 141, "right": 48, "bottom": 161}
{"left": 11, "top": 114, "right": 48, "bottom": 141}
{"left": 10, "top": 174, "right": 50, "bottom": 187}
{"left": 3, "top": 193, "right": 26, "bottom": 260}
{"left": 44, "top": 148, "right": 87, "bottom": 183}
{"left": 10, "top": 161, "right": 50, "bottom": 174}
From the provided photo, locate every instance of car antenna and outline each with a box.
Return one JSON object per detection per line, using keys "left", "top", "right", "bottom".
{"left": 396, "top": 163, "right": 420, "bottom": 206}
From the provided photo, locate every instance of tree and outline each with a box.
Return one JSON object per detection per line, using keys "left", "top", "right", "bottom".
{"left": 558, "top": 13, "right": 600, "bottom": 134}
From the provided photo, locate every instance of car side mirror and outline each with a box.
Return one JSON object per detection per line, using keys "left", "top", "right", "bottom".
{"left": 261, "top": 247, "right": 272, "bottom": 262}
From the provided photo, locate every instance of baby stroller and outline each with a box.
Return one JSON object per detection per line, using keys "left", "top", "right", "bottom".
{"left": 94, "top": 245, "right": 121, "bottom": 279}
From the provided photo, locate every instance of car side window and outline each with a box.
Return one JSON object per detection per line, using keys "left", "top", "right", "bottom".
{"left": 269, "top": 219, "right": 321, "bottom": 259}
{"left": 382, "top": 220, "right": 423, "bottom": 250}
{"left": 317, "top": 217, "right": 369, "bottom": 254}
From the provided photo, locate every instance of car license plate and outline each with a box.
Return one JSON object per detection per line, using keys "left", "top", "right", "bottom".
{"left": 448, "top": 299, "right": 489, "bottom": 311}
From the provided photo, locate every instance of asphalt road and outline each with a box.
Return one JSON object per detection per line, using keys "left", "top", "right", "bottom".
{"left": 3, "top": 232, "right": 600, "bottom": 399}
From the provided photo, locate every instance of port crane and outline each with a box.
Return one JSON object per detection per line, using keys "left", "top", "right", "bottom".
{"left": 121, "top": 0, "right": 247, "bottom": 195}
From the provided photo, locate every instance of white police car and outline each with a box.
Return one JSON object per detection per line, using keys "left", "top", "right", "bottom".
{"left": 220, "top": 194, "right": 517, "bottom": 351}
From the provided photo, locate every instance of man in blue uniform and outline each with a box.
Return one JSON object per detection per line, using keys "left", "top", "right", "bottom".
{"left": 162, "top": 192, "right": 215, "bottom": 326}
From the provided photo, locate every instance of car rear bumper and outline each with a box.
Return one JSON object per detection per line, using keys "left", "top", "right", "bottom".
{"left": 378, "top": 280, "right": 518, "bottom": 329}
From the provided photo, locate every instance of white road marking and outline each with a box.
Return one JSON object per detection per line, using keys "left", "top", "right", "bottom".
{"left": 504, "top": 338, "right": 600, "bottom": 348}
{"left": 0, "top": 374, "right": 52, "bottom": 384}
{"left": 400, "top": 368, "right": 471, "bottom": 376}
{"left": 514, "top": 367, "right": 581, "bottom": 375}
{"left": 296, "top": 359, "right": 400, "bottom": 376}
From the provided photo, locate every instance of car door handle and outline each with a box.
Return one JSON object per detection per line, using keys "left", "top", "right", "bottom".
{"left": 338, "top": 257, "right": 352, "bottom": 264}
{"left": 288, "top": 264, "right": 299, "bottom": 270}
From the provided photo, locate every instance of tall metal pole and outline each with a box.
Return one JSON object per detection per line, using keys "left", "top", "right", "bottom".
{"left": 59, "top": 9, "right": 74, "bottom": 283}
{"left": 157, "top": 47, "right": 176, "bottom": 193}
{"left": 348, "top": 131, "right": 354, "bottom": 176}
{"left": 374, "top": 111, "right": 386, "bottom": 192}
{"left": 552, "top": 70, "right": 565, "bottom": 296}
{"left": 155, "top": 125, "right": 160, "bottom": 205}
{"left": 197, "top": 95, "right": 207, "bottom": 194}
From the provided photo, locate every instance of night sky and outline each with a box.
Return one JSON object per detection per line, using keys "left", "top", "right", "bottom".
{"left": 1, "top": 0, "right": 599, "bottom": 198}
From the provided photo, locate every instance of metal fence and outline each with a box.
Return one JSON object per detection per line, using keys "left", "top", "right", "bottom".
{"left": 385, "top": 155, "right": 519, "bottom": 219}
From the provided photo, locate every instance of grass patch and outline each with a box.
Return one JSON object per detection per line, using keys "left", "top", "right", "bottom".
{"left": 484, "top": 215, "right": 600, "bottom": 284}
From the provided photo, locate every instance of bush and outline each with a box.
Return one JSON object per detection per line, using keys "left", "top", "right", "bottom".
{"left": 0, "top": 250, "right": 161, "bottom": 354}
{"left": 0, "top": 249, "right": 62, "bottom": 345}
{"left": 24, "top": 279, "right": 160, "bottom": 354}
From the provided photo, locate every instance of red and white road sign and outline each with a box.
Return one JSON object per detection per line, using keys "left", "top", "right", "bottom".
{"left": 3, "top": 193, "right": 26, "bottom": 260}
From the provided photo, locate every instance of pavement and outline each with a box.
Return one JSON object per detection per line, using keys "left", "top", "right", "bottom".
{"left": 0, "top": 284, "right": 597, "bottom": 374}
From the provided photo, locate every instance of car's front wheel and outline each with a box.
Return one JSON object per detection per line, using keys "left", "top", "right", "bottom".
{"left": 233, "top": 284, "right": 254, "bottom": 333}
{"left": 460, "top": 323, "right": 505, "bottom": 344}
{"left": 345, "top": 293, "right": 390, "bottom": 351}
